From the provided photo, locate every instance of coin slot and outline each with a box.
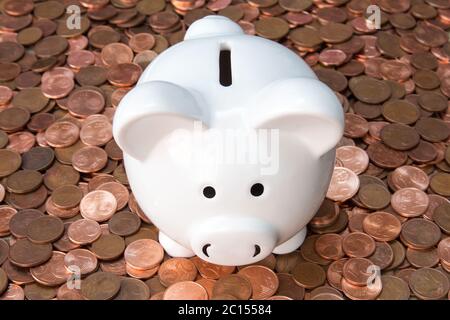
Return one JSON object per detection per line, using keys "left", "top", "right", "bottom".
{"left": 219, "top": 48, "right": 232, "bottom": 87}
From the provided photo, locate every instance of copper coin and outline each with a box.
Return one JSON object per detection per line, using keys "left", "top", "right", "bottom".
{"left": 101, "top": 43, "right": 134, "bottom": 66}
{"left": 67, "top": 89, "right": 105, "bottom": 118}
{"left": 21, "top": 147, "right": 55, "bottom": 171}
{"left": 79, "top": 117, "right": 113, "bottom": 147}
{"left": 24, "top": 283, "right": 56, "bottom": 300}
{"left": 391, "top": 187, "right": 429, "bottom": 218}
{"left": 9, "top": 238, "right": 52, "bottom": 267}
{"left": 67, "top": 219, "right": 102, "bottom": 245}
{"left": 275, "top": 273, "right": 305, "bottom": 300}
{"left": 25, "top": 215, "right": 63, "bottom": 244}
{"left": 380, "top": 123, "right": 420, "bottom": 151}
{"left": 30, "top": 251, "right": 71, "bottom": 286}
{"left": 45, "top": 121, "right": 79, "bottom": 148}
{"left": 191, "top": 256, "right": 235, "bottom": 280}
{"left": 64, "top": 248, "right": 98, "bottom": 276}
{"left": 124, "top": 239, "right": 164, "bottom": 270}
{"left": 368, "top": 241, "right": 394, "bottom": 270}
{"left": 409, "top": 268, "right": 449, "bottom": 300}
{"left": 350, "top": 76, "right": 391, "bottom": 104}
{"left": 341, "top": 277, "right": 382, "bottom": 300}
{"left": 126, "top": 262, "right": 158, "bottom": 279}
{"left": 0, "top": 107, "right": 30, "bottom": 132}
{"left": 81, "top": 272, "right": 121, "bottom": 300}
{"left": 6, "top": 184, "right": 48, "bottom": 209}
{"left": 401, "top": 218, "right": 441, "bottom": 250}
{"left": 158, "top": 257, "right": 198, "bottom": 287}
{"left": 72, "top": 146, "right": 108, "bottom": 173}
{"left": 56, "top": 283, "right": 84, "bottom": 300}
{"left": 0, "top": 149, "right": 22, "bottom": 177}
{"left": 430, "top": 173, "right": 450, "bottom": 197}
{"left": 114, "top": 278, "right": 150, "bottom": 300}
{"left": 406, "top": 247, "right": 439, "bottom": 268}
{"left": 363, "top": 212, "right": 401, "bottom": 242}
{"left": 382, "top": 100, "right": 420, "bottom": 125}
{"left": 314, "top": 233, "right": 344, "bottom": 260}
{"left": 108, "top": 210, "right": 141, "bottom": 236}
{"left": 50, "top": 185, "right": 83, "bottom": 210}
{"left": 335, "top": 146, "right": 369, "bottom": 175}
{"left": 367, "top": 141, "right": 408, "bottom": 169}
{"left": 238, "top": 265, "right": 279, "bottom": 299}
{"left": 292, "top": 262, "right": 326, "bottom": 289}
{"left": 212, "top": 274, "right": 252, "bottom": 300}
{"left": 390, "top": 166, "right": 429, "bottom": 191}
{"left": 100, "top": 257, "right": 127, "bottom": 276}
{"left": 415, "top": 117, "right": 450, "bottom": 143}
{"left": 342, "top": 232, "right": 376, "bottom": 258}
{"left": 326, "top": 167, "right": 360, "bottom": 202}
{"left": 163, "top": 281, "right": 208, "bottom": 300}
{"left": 344, "top": 113, "right": 369, "bottom": 138}
{"left": 309, "top": 198, "right": 339, "bottom": 229}
{"left": 9, "top": 209, "right": 44, "bottom": 239}
{"left": 358, "top": 183, "right": 391, "bottom": 210}
{"left": 90, "top": 234, "right": 125, "bottom": 261}
{"left": 377, "top": 275, "right": 410, "bottom": 300}
{"left": 53, "top": 223, "right": 80, "bottom": 252}
{"left": 97, "top": 181, "right": 129, "bottom": 210}
{"left": 433, "top": 203, "right": 450, "bottom": 234}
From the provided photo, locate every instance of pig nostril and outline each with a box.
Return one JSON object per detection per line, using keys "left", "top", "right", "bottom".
{"left": 253, "top": 245, "right": 261, "bottom": 257}
{"left": 202, "top": 244, "right": 211, "bottom": 257}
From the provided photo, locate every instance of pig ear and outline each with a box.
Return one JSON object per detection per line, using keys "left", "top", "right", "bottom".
{"left": 112, "top": 81, "right": 208, "bottom": 161}
{"left": 248, "top": 77, "right": 344, "bottom": 158}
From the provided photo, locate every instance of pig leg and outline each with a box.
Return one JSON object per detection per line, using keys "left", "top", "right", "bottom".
{"left": 272, "top": 227, "right": 307, "bottom": 255}
{"left": 159, "top": 231, "right": 195, "bottom": 257}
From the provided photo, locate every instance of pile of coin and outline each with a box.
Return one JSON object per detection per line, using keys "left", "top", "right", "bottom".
{"left": 0, "top": 0, "right": 450, "bottom": 300}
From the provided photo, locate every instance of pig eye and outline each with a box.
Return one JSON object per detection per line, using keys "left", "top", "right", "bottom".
{"left": 250, "top": 183, "right": 264, "bottom": 197}
{"left": 203, "top": 186, "right": 216, "bottom": 198}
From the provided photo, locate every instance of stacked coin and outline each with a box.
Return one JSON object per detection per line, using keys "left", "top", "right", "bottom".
{"left": 1, "top": 0, "right": 450, "bottom": 301}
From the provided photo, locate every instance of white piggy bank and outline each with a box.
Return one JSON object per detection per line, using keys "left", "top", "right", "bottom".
{"left": 113, "top": 16, "right": 344, "bottom": 266}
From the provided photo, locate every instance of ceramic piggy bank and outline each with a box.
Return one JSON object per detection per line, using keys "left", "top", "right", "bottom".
{"left": 113, "top": 16, "right": 344, "bottom": 266}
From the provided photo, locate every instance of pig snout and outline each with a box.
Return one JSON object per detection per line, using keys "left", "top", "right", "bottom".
{"left": 189, "top": 217, "right": 277, "bottom": 266}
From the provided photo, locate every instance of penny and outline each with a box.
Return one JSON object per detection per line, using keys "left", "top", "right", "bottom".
{"left": 430, "top": 173, "right": 450, "bottom": 197}
{"left": 30, "top": 251, "right": 71, "bottom": 286}
{"left": 81, "top": 272, "right": 121, "bottom": 300}
{"left": 0, "top": 107, "right": 30, "bottom": 132}
{"left": 326, "top": 167, "right": 360, "bottom": 202}
{"left": 164, "top": 281, "right": 208, "bottom": 300}
{"left": 7, "top": 184, "right": 48, "bottom": 209}
{"left": 100, "top": 258, "right": 127, "bottom": 276}
{"left": 191, "top": 256, "right": 235, "bottom": 280}
{"left": 369, "top": 241, "right": 394, "bottom": 270}
{"left": 358, "top": 184, "right": 391, "bottom": 210}
{"left": 406, "top": 247, "right": 439, "bottom": 268}
{"left": 67, "top": 219, "right": 101, "bottom": 245}
{"left": 238, "top": 265, "right": 279, "bottom": 299}
{"left": 67, "top": 89, "right": 105, "bottom": 118}
{"left": 22, "top": 147, "right": 54, "bottom": 171}
{"left": 108, "top": 210, "right": 141, "bottom": 236}
{"left": 390, "top": 166, "right": 429, "bottom": 191}
{"left": 415, "top": 117, "right": 450, "bottom": 143}
{"left": 158, "top": 258, "right": 197, "bottom": 287}
{"left": 80, "top": 117, "right": 113, "bottom": 147}
{"left": 9, "top": 238, "right": 52, "bottom": 267}
{"left": 367, "top": 141, "right": 408, "bottom": 169}
{"left": 254, "top": 17, "right": 289, "bottom": 40}
{"left": 53, "top": 223, "right": 80, "bottom": 252}
{"left": 26, "top": 215, "right": 64, "bottom": 244}
{"left": 341, "top": 277, "right": 382, "bottom": 300}
{"left": 97, "top": 181, "right": 129, "bottom": 210}
{"left": 124, "top": 239, "right": 164, "bottom": 270}
{"left": 377, "top": 275, "right": 410, "bottom": 300}
{"left": 43, "top": 164, "right": 80, "bottom": 191}
{"left": 0, "top": 239, "right": 9, "bottom": 265}
{"left": 350, "top": 76, "right": 391, "bottom": 104}
{"left": 292, "top": 262, "right": 326, "bottom": 289}
{"left": 391, "top": 187, "right": 429, "bottom": 218}
{"left": 380, "top": 123, "right": 420, "bottom": 151}
{"left": 315, "top": 233, "right": 344, "bottom": 261}
{"left": 342, "top": 232, "right": 376, "bottom": 258}
{"left": 309, "top": 199, "right": 339, "bottom": 229}
{"left": 212, "top": 274, "right": 252, "bottom": 300}
{"left": 0, "top": 150, "right": 22, "bottom": 177}
{"left": 90, "top": 234, "right": 125, "bottom": 261}
{"left": 6, "top": 170, "right": 42, "bottom": 194}
{"left": 45, "top": 121, "right": 79, "bottom": 148}
{"left": 24, "top": 283, "right": 56, "bottom": 300}
{"left": 401, "top": 218, "right": 441, "bottom": 250}
{"left": 289, "top": 26, "right": 323, "bottom": 49}
{"left": 101, "top": 43, "right": 134, "bottom": 66}
{"left": 126, "top": 262, "right": 158, "bottom": 279}
{"left": 382, "top": 100, "right": 420, "bottom": 125}
{"left": 335, "top": 146, "right": 369, "bottom": 175}
{"left": 363, "top": 212, "right": 401, "bottom": 242}
{"left": 344, "top": 113, "right": 369, "bottom": 138}
{"left": 56, "top": 283, "right": 84, "bottom": 300}
{"left": 433, "top": 203, "right": 450, "bottom": 234}
{"left": 51, "top": 185, "right": 83, "bottom": 209}
{"left": 407, "top": 140, "right": 437, "bottom": 164}
{"left": 275, "top": 273, "right": 305, "bottom": 300}
{"left": 114, "top": 278, "right": 150, "bottom": 300}
{"left": 409, "top": 268, "right": 449, "bottom": 300}
{"left": 72, "top": 146, "right": 108, "bottom": 173}
{"left": 64, "top": 249, "right": 98, "bottom": 276}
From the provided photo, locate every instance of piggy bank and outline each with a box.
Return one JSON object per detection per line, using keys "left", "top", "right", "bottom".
{"left": 113, "top": 16, "right": 344, "bottom": 266}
